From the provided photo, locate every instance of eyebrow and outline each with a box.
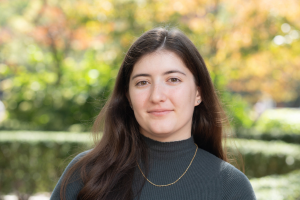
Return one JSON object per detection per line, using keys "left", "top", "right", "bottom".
{"left": 131, "top": 70, "right": 186, "bottom": 80}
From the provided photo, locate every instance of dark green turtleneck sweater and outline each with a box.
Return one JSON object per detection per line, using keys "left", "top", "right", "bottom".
{"left": 50, "top": 136, "right": 256, "bottom": 200}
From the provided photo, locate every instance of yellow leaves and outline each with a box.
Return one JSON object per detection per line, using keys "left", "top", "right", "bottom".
{"left": 227, "top": 0, "right": 300, "bottom": 29}
{"left": 101, "top": 1, "right": 113, "bottom": 12}
{"left": 215, "top": 48, "right": 226, "bottom": 63}
{"left": 223, "top": 28, "right": 252, "bottom": 53}
{"left": 1, "top": 78, "right": 13, "bottom": 91}
{"left": 246, "top": 54, "right": 269, "bottom": 78}
{"left": 62, "top": 0, "right": 113, "bottom": 18}
{"left": 135, "top": 0, "right": 207, "bottom": 23}
{"left": 188, "top": 18, "right": 206, "bottom": 33}
{"left": 0, "top": 28, "right": 11, "bottom": 44}
{"left": 264, "top": 82, "right": 296, "bottom": 102}
{"left": 120, "top": 35, "right": 132, "bottom": 49}
{"left": 23, "top": 1, "right": 42, "bottom": 21}
{"left": 72, "top": 27, "right": 94, "bottom": 50}
{"left": 227, "top": 47, "right": 300, "bottom": 102}
{"left": 9, "top": 17, "right": 33, "bottom": 33}
{"left": 204, "top": 58, "right": 213, "bottom": 72}
{"left": 97, "top": 49, "right": 117, "bottom": 62}
{"left": 265, "top": 0, "right": 300, "bottom": 24}
{"left": 237, "top": 27, "right": 252, "bottom": 47}
{"left": 135, "top": 8, "right": 153, "bottom": 25}
{"left": 113, "top": 20, "right": 129, "bottom": 32}
{"left": 2, "top": 0, "right": 300, "bottom": 105}
{"left": 171, "top": 0, "right": 202, "bottom": 16}
{"left": 85, "top": 21, "right": 102, "bottom": 35}
{"left": 172, "top": 2, "right": 184, "bottom": 13}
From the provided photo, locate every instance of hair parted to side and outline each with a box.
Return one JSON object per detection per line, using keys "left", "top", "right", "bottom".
{"left": 60, "top": 27, "right": 236, "bottom": 200}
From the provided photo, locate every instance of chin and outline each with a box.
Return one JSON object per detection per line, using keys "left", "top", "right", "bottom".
{"left": 150, "top": 126, "right": 173, "bottom": 134}
{"left": 148, "top": 129, "right": 174, "bottom": 138}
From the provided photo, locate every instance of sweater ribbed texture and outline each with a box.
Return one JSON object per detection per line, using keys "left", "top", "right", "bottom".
{"left": 50, "top": 136, "right": 256, "bottom": 200}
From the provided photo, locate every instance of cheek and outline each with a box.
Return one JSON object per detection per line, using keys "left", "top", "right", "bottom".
{"left": 130, "top": 90, "right": 148, "bottom": 108}
{"left": 168, "top": 86, "right": 195, "bottom": 106}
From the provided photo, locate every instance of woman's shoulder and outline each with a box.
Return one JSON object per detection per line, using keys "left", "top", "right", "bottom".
{"left": 50, "top": 149, "right": 92, "bottom": 200}
{"left": 69, "top": 149, "right": 91, "bottom": 165}
{"left": 193, "top": 148, "right": 256, "bottom": 199}
{"left": 61, "top": 149, "right": 92, "bottom": 175}
{"left": 219, "top": 161, "right": 256, "bottom": 199}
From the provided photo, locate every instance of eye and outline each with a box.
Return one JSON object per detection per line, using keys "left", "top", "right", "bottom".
{"left": 168, "top": 78, "right": 181, "bottom": 83}
{"left": 136, "top": 81, "right": 148, "bottom": 86}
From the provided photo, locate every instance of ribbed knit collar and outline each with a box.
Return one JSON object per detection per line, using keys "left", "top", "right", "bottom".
{"left": 141, "top": 135, "right": 196, "bottom": 160}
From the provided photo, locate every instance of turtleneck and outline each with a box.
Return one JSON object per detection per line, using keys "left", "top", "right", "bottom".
{"left": 50, "top": 135, "right": 257, "bottom": 200}
{"left": 131, "top": 135, "right": 256, "bottom": 200}
{"left": 141, "top": 135, "right": 196, "bottom": 160}
{"left": 133, "top": 135, "right": 198, "bottom": 192}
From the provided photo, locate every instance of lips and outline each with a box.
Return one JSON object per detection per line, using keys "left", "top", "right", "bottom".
{"left": 148, "top": 109, "right": 173, "bottom": 116}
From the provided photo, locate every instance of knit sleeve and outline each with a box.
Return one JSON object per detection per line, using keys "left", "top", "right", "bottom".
{"left": 50, "top": 150, "right": 90, "bottom": 200}
{"left": 221, "top": 162, "right": 256, "bottom": 200}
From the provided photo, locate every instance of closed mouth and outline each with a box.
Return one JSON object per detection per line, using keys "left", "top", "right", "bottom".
{"left": 148, "top": 110, "right": 172, "bottom": 116}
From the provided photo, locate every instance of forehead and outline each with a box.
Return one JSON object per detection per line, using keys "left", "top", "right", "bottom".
{"left": 131, "top": 50, "right": 191, "bottom": 75}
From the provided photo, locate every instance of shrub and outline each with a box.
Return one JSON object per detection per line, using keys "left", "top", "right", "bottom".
{"left": 250, "top": 169, "right": 300, "bottom": 200}
{"left": 236, "top": 128, "right": 300, "bottom": 144}
{"left": 255, "top": 108, "right": 300, "bottom": 134}
{"left": 236, "top": 108, "right": 300, "bottom": 144}
{"left": 232, "top": 139, "right": 300, "bottom": 178}
{"left": 0, "top": 131, "right": 92, "bottom": 197}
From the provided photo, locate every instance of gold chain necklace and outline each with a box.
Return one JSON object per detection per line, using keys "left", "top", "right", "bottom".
{"left": 137, "top": 143, "right": 198, "bottom": 187}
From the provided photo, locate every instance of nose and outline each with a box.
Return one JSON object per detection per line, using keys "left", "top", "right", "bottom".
{"left": 149, "top": 82, "right": 167, "bottom": 103}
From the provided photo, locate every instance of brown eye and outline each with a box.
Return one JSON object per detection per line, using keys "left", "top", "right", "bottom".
{"left": 137, "top": 81, "right": 148, "bottom": 86}
{"left": 169, "top": 78, "right": 181, "bottom": 83}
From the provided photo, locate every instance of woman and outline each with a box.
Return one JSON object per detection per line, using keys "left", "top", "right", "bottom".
{"left": 50, "top": 27, "right": 256, "bottom": 200}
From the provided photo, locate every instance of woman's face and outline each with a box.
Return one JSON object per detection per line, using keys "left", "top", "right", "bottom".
{"left": 128, "top": 50, "right": 201, "bottom": 142}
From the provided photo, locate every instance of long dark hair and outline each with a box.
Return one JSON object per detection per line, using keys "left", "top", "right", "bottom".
{"left": 60, "top": 27, "right": 233, "bottom": 200}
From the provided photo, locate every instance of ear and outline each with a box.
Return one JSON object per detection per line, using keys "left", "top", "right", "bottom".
{"left": 195, "top": 86, "right": 202, "bottom": 106}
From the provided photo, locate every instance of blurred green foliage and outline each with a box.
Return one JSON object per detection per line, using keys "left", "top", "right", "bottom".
{"left": 232, "top": 138, "right": 300, "bottom": 178}
{"left": 0, "top": 131, "right": 92, "bottom": 196}
{"left": 237, "top": 128, "right": 300, "bottom": 144}
{"left": 236, "top": 108, "right": 300, "bottom": 143}
{"left": 2, "top": 0, "right": 300, "bottom": 131}
{"left": 255, "top": 108, "right": 300, "bottom": 134}
{"left": 251, "top": 170, "right": 300, "bottom": 200}
{"left": 221, "top": 92, "right": 254, "bottom": 129}
{"left": 1, "top": 48, "right": 115, "bottom": 131}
